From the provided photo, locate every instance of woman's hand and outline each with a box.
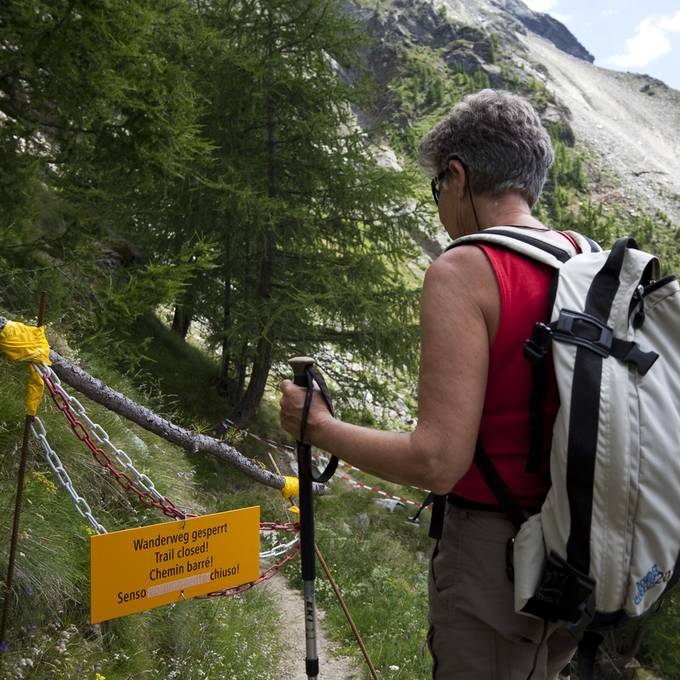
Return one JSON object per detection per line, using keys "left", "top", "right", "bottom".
{"left": 279, "top": 380, "right": 335, "bottom": 445}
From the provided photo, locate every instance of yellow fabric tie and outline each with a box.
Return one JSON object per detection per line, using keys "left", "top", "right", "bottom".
{"left": 281, "top": 475, "right": 300, "bottom": 515}
{"left": 0, "top": 320, "right": 52, "bottom": 416}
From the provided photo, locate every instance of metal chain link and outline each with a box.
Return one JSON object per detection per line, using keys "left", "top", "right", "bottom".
{"left": 31, "top": 416, "right": 107, "bottom": 534}
{"left": 259, "top": 534, "right": 300, "bottom": 559}
{"left": 32, "top": 410, "right": 300, "bottom": 562}
{"left": 36, "top": 363, "right": 166, "bottom": 499}
{"left": 34, "top": 362, "right": 188, "bottom": 520}
{"left": 204, "top": 543, "right": 301, "bottom": 599}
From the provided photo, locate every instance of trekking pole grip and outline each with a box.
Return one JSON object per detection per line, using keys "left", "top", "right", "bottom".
{"left": 289, "top": 356, "right": 314, "bottom": 389}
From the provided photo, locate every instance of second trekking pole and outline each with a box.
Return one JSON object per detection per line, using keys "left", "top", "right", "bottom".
{"left": 289, "top": 356, "right": 338, "bottom": 679}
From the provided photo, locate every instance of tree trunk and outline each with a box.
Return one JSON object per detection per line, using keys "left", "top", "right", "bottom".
{"left": 171, "top": 302, "right": 193, "bottom": 339}
{"left": 230, "top": 17, "right": 278, "bottom": 427}
{"left": 219, "top": 231, "right": 233, "bottom": 395}
{"left": 232, "top": 335, "right": 273, "bottom": 427}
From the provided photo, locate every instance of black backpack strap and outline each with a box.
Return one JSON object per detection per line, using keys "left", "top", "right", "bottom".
{"left": 474, "top": 442, "right": 529, "bottom": 532}
{"left": 427, "top": 442, "right": 529, "bottom": 540}
{"left": 449, "top": 229, "right": 577, "bottom": 476}
{"left": 446, "top": 227, "right": 573, "bottom": 266}
{"left": 577, "top": 631, "right": 603, "bottom": 680}
{"left": 477, "top": 229, "right": 572, "bottom": 262}
{"left": 524, "top": 270, "right": 561, "bottom": 473}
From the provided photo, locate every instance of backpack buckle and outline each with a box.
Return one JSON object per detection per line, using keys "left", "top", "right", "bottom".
{"left": 524, "top": 323, "right": 553, "bottom": 363}
{"left": 553, "top": 310, "right": 613, "bottom": 357}
{"left": 520, "top": 551, "right": 596, "bottom": 624}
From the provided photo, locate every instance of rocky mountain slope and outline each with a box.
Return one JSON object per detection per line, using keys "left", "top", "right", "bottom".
{"left": 525, "top": 32, "right": 680, "bottom": 226}
{"left": 349, "top": 0, "right": 680, "bottom": 230}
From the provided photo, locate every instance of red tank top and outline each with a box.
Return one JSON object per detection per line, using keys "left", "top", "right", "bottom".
{"left": 451, "top": 244, "right": 560, "bottom": 507}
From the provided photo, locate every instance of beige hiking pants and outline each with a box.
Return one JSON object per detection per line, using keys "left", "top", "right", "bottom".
{"left": 427, "top": 504, "right": 576, "bottom": 679}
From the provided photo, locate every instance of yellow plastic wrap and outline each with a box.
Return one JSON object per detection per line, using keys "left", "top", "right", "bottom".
{"left": 0, "top": 321, "right": 51, "bottom": 416}
{"left": 281, "top": 475, "right": 300, "bottom": 500}
{"left": 281, "top": 475, "right": 300, "bottom": 515}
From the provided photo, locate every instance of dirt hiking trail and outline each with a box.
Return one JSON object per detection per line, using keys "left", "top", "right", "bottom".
{"left": 265, "top": 575, "right": 362, "bottom": 679}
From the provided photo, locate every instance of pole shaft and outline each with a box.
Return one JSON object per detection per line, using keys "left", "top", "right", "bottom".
{"left": 0, "top": 419, "right": 32, "bottom": 647}
{"left": 1, "top": 291, "right": 47, "bottom": 649}
{"left": 290, "top": 357, "right": 319, "bottom": 678}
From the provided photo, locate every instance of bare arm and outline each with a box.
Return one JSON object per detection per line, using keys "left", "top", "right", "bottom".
{"left": 279, "top": 245, "right": 499, "bottom": 494}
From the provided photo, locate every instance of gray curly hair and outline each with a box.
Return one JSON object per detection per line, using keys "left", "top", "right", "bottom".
{"left": 417, "top": 90, "right": 554, "bottom": 206}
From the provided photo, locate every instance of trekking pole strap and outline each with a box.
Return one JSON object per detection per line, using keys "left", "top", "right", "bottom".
{"left": 298, "top": 363, "right": 338, "bottom": 484}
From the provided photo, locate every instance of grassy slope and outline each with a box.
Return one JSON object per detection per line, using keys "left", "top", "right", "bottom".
{"left": 0, "top": 323, "right": 289, "bottom": 680}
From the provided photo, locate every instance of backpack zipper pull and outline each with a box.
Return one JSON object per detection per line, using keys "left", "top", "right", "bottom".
{"left": 633, "top": 284, "right": 646, "bottom": 329}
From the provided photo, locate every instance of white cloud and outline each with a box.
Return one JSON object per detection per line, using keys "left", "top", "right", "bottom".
{"left": 657, "top": 11, "right": 680, "bottom": 32}
{"left": 608, "top": 12, "right": 680, "bottom": 69}
{"left": 523, "top": 0, "right": 558, "bottom": 12}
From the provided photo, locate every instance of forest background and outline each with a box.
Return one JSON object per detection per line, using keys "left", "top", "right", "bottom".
{"left": 1, "top": 0, "right": 679, "bottom": 678}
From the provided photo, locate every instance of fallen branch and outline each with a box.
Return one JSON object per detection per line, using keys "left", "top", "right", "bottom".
{"left": 48, "top": 350, "right": 325, "bottom": 495}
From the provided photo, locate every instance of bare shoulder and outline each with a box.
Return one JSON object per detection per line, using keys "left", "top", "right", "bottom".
{"left": 425, "top": 245, "right": 497, "bottom": 299}
{"left": 423, "top": 245, "right": 500, "bottom": 339}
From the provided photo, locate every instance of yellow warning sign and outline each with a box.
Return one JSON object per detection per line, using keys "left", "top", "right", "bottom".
{"left": 90, "top": 506, "right": 260, "bottom": 623}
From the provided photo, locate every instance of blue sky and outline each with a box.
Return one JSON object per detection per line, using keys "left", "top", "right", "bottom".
{"left": 523, "top": 0, "right": 680, "bottom": 90}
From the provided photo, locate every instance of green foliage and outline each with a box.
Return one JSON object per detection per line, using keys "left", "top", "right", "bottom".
{"left": 1, "top": 0, "right": 208, "bottom": 232}
{"left": 534, "top": 129, "right": 680, "bottom": 270}
{"left": 638, "top": 593, "right": 680, "bottom": 678}
{"left": 156, "top": 0, "right": 424, "bottom": 421}
{"left": 2, "top": 0, "right": 424, "bottom": 424}
{"left": 1, "top": 594, "right": 283, "bottom": 680}
{"left": 386, "top": 43, "right": 491, "bottom": 156}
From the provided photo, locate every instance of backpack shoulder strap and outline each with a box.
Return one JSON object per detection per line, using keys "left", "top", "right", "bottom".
{"left": 447, "top": 227, "right": 578, "bottom": 268}
{"left": 565, "top": 231, "right": 602, "bottom": 254}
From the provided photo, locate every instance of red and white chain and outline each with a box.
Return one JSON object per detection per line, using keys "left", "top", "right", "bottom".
{"left": 34, "top": 362, "right": 188, "bottom": 519}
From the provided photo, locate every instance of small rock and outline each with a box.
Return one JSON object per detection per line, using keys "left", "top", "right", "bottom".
{"left": 356, "top": 512, "right": 370, "bottom": 534}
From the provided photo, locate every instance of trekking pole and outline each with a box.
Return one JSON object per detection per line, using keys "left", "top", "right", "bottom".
{"left": 1, "top": 292, "right": 47, "bottom": 652}
{"left": 289, "top": 356, "right": 340, "bottom": 678}
{"left": 290, "top": 356, "right": 320, "bottom": 679}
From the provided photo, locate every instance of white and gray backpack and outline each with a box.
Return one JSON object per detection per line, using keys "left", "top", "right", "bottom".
{"left": 435, "top": 226, "right": 680, "bottom": 676}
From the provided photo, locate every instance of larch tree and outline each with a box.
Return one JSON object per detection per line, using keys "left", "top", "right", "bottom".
{"left": 166, "top": 0, "right": 422, "bottom": 426}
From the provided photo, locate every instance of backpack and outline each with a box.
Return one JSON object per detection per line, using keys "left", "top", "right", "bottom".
{"left": 428, "top": 226, "right": 680, "bottom": 678}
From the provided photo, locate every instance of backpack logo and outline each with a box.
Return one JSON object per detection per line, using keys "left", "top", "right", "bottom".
{"left": 634, "top": 564, "right": 672, "bottom": 605}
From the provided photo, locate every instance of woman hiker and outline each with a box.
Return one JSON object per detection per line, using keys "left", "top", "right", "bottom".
{"left": 280, "top": 89, "right": 577, "bottom": 679}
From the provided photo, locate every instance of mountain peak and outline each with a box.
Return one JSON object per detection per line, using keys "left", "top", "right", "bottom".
{"left": 436, "top": 0, "right": 594, "bottom": 63}
{"left": 500, "top": 0, "right": 594, "bottom": 62}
